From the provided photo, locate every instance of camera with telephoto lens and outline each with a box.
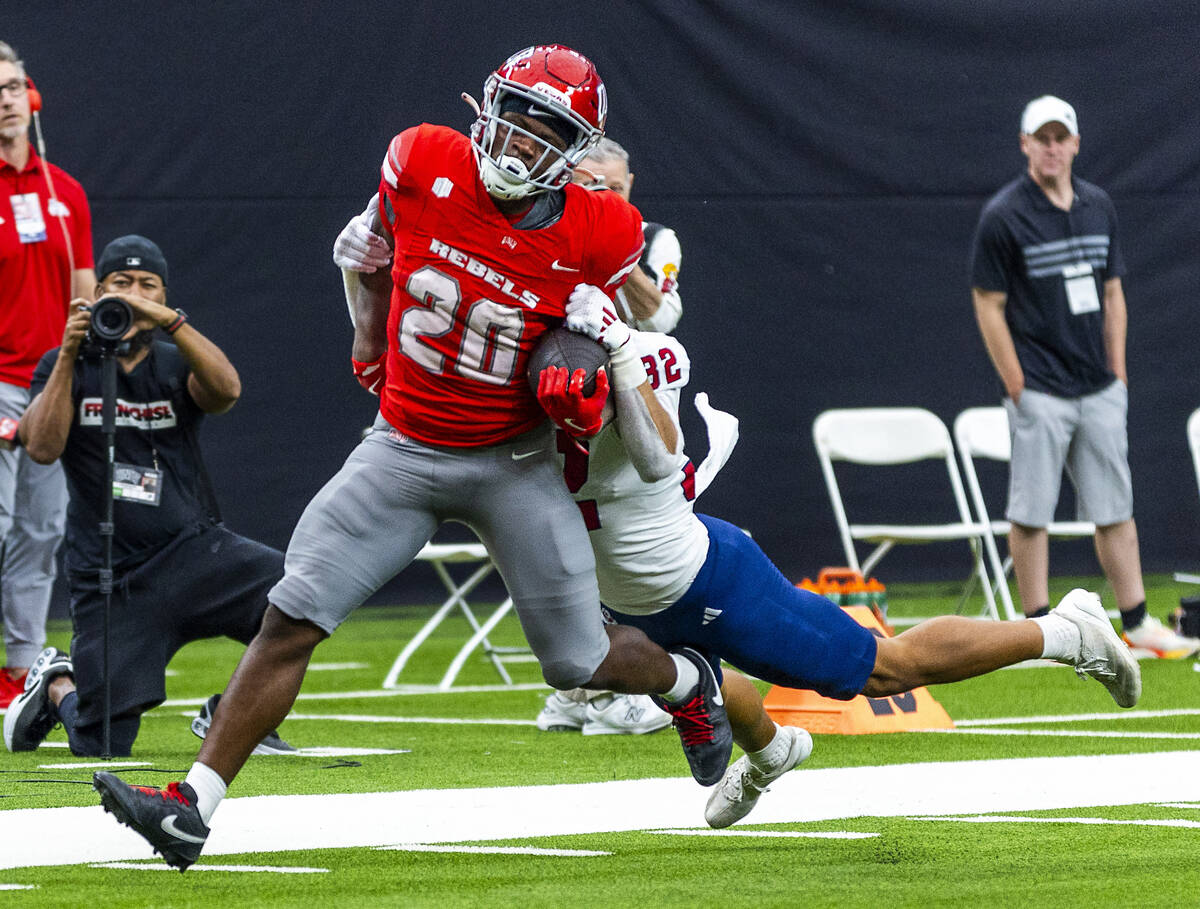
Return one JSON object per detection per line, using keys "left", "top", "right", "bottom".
{"left": 85, "top": 296, "right": 134, "bottom": 350}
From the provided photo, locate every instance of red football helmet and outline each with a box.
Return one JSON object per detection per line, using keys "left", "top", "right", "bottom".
{"left": 471, "top": 45, "right": 607, "bottom": 200}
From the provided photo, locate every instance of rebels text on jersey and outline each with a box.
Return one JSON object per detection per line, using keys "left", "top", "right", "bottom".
{"left": 376, "top": 124, "right": 644, "bottom": 446}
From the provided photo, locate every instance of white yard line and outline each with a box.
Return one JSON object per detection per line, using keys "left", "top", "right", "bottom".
{"left": 955, "top": 708, "right": 1200, "bottom": 726}
{"left": 158, "top": 683, "right": 549, "bottom": 709}
{"left": 175, "top": 710, "right": 536, "bottom": 727}
{"left": 912, "top": 815, "right": 1200, "bottom": 829}
{"left": 651, "top": 829, "right": 878, "bottom": 839}
{"left": 285, "top": 713, "right": 537, "bottom": 727}
{"left": 90, "top": 862, "right": 329, "bottom": 873}
{"left": 927, "top": 728, "right": 1200, "bottom": 740}
{"left": 376, "top": 845, "right": 610, "bottom": 857}
{"left": 38, "top": 761, "right": 150, "bottom": 771}
{"left": 286, "top": 747, "right": 411, "bottom": 757}
{"left": 7, "top": 750, "right": 1200, "bottom": 870}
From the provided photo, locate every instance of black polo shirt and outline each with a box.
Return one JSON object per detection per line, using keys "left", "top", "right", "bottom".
{"left": 30, "top": 342, "right": 218, "bottom": 574}
{"left": 969, "top": 172, "right": 1126, "bottom": 398}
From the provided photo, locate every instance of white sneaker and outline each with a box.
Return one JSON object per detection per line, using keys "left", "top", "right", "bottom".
{"left": 705, "top": 726, "right": 813, "bottom": 829}
{"left": 582, "top": 693, "right": 672, "bottom": 736}
{"left": 536, "top": 690, "right": 587, "bottom": 731}
{"left": 1052, "top": 589, "right": 1142, "bottom": 708}
{"left": 1122, "top": 614, "right": 1200, "bottom": 660}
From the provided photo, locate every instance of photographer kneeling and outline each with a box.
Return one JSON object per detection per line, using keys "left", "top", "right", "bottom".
{"left": 4, "top": 235, "right": 293, "bottom": 756}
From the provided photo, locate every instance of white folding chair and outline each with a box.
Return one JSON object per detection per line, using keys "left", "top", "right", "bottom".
{"left": 953, "top": 406, "right": 1096, "bottom": 620}
{"left": 813, "top": 407, "right": 1000, "bottom": 619}
{"left": 1180, "top": 409, "right": 1200, "bottom": 585}
{"left": 1189, "top": 408, "right": 1200, "bottom": 508}
{"left": 381, "top": 541, "right": 528, "bottom": 691}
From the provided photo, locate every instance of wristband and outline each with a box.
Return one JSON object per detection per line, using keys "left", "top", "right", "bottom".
{"left": 164, "top": 308, "right": 188, "bottom": 335}
{"left": 606, "top": 342, "right": 645, "bottom": 392}
{"left": 352, "top": 354, "right": 386, "bottom": 395}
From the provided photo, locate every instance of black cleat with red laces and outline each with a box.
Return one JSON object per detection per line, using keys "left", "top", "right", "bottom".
{"left": 651, "top": 646, "right": 733, "bottom": 786}
{"left": 93, "top": 771, "right": 210, "bottom": 871}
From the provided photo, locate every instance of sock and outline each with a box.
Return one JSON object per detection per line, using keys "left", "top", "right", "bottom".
{"left": 748, "top": 724, "right": 789, "bottom": 771}
{"left": 662, "top": 653, "right": 700, "bottom": 703}
{"left": 185, "top": 762, "right": 227, "bottom": 825}
{"left": 1032, "top": 614, "right": 1082, "bottom": 662}
{"left": 1120, "top": 601, "right": 1147, "bottom": 632}
{"left": 1027, "top": 605, "right": 1051, "bottom": 618}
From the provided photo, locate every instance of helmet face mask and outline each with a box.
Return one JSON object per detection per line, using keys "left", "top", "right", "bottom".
{"left": 471, "top": 45, "right": 606, "bottom": 201}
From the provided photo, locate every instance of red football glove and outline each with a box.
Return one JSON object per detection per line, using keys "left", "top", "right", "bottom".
{"left": 352, "top": 354, "right": 386, "bottom": 395}
{"left": 537, "top": 365, "right": 610, "bottom": 439}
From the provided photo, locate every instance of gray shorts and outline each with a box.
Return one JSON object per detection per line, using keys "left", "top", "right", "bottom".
{"left": 1, "top": 381, "right": 67, "bottom": 665}
{"left": 269, "top": 416, "right": 608, "bottom": 688}
{"left": 1003, "top": 380, "right": 1132, "bottom": 528}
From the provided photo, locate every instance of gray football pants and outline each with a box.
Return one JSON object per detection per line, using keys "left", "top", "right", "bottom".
{"left": 269, "top": 416, "right": 610, "bottom": 689}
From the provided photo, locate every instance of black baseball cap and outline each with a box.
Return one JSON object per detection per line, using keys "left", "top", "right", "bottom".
{"left": 97, "top": 235, "right": 168, "bottom": 285}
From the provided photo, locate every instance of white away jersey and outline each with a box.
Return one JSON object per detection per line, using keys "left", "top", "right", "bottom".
{"left": 557, "top": 331, "right": 708, "bottom": 614}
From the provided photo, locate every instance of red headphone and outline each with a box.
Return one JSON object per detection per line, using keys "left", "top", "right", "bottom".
{"left": 25, "top": 76, "right": 42, "bottom": 113}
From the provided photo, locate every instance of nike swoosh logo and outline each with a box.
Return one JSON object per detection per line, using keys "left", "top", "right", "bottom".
{"left": 160, "top": 815, "right": 207, "bottom": 844}
{"left": 511, "top": 449, "right": 542, "bottom": 461}
{"left": 550, "top": 260, "right": 580, "bottom": 272}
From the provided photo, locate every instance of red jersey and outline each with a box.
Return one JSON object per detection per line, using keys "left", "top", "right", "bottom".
{"left": 376, "top": 125, "right": 643, "bottom": 447}
{"left": 0, "top": 148, "right": 93, "bottom": 387}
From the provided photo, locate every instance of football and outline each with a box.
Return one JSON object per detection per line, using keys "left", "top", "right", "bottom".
{"left": 526, "top": 327, "right": 610, "bottom": 396}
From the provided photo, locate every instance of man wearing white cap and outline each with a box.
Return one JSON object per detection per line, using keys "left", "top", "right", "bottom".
{"left": 969, "top": 95, "right": 1199, "bottom": 658}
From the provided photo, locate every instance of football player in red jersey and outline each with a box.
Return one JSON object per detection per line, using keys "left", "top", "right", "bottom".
{"left": 93, "top": 45, "right": 732, "bottom": 871}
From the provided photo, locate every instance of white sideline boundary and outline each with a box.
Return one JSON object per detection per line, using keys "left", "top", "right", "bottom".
{"left": 6, "top": 750, "right": 1200, "bottom": 870}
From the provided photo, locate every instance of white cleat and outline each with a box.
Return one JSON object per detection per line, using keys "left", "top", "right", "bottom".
{"left": 1052, "top": 589, "right": 1141, "bottom": 708}
{"left": 582, "top": 693, "right": 672, "bottom": 736}
{"left": 705, "top": 726, "right": 813, "bottom": 829}
{"left": 536, "top": 690, "right": 587, "bottom": 732}
{"left": 1121, "top": 614, "right": 1200, "bottom": 660}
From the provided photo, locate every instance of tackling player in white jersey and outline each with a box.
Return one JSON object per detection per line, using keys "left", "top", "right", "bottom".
{"left": 539, "top": 284, "right": 1141, "bottom": 828}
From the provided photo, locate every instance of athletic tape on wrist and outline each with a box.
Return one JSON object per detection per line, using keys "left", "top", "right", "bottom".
{"left": 606, "top": 342, "right": 644, "bottom": 391}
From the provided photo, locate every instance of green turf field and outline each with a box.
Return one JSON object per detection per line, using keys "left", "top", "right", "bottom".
{"left": 3, "top": 575, "right": 1200, "bottom": 907}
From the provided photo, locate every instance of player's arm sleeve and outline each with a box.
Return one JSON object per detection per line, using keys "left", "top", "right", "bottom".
{"left": 968, "top": 207, "right": 1012, "bottom": 293}
{"left": 613, "top": 333, "right": 685, "bottom": 482}
{"left": 635, "top": 227, "right": 682, "bottom": 333}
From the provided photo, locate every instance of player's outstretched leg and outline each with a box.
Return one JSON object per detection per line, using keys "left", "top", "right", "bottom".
{"left": 705, "top": 670, "right": 813, "bottom": 828}
{"left": 93, "top": 772, "right": 209, "bottom": 872}
{"left": 650, "top": 646, "right": 733, "bottom": 786}
{"left": 867, "top": 588, "right": 1140, "bottom": 709}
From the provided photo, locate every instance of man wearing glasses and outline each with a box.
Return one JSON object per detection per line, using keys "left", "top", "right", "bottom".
{"left": 0, "top": 40, "right": 94, "bottom": 707}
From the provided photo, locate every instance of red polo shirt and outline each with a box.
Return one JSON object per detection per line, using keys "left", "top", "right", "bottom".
{"left": 0, "top": 147, "right": 93, "bottom": 387}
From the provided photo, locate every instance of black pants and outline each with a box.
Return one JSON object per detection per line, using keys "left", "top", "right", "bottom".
{"left": 65, "top": 523, "right": 283, "bottom": 755}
